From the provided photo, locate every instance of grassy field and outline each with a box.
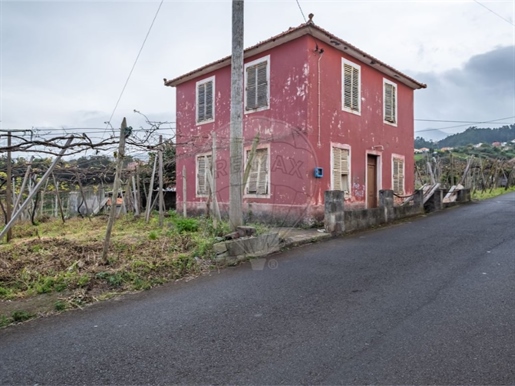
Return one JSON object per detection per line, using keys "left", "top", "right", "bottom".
{"left": 0, "top": 213, "right": 235, "bottom": 327}
{"left": 472, "top": 186, "right": 515, "bottom": 200}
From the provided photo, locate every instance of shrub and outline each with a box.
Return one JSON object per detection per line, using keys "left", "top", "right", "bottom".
{"left": 175, "top": 218, "right": 199, "bottom": 233}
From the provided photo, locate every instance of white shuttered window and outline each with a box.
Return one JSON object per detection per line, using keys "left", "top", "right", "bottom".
{"left": 245, "top": 57, "right": 269, "bottom": 111}
{"left": 342, "top": 59, "right": 360, "bottom": 113}
{"left": 246, "top": 148, "right": 269, "bottom": 195}
{"left": 384, "top": 80, "right": 397, "bottom": 124}
{"left": 392, "top": 157, "right": 405, "bottom": 195}
{"left": 332, "top": 147, "right": 350, "bottom": 192}
{"left": 196, "top": 154, "right": 212, "bottom": 196}
{"left": 196, "top": 77, "right": 214, "bottom": 123}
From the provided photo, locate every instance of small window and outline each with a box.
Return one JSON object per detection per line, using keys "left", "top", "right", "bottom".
{"left": 196, "top": 154, "right": 212, "bottom": 196}
{"left": 332, "top": 147, "right": 350, "bottom": 192}
{"left": 342, "top": 59, "right": 360, "bottom": 114}
{"left": 392, "top": 157, "right": 405, "bottom": 195}
{"left": 384, "top": 79, "right": 397, "bottom": 125}
{"left": 245, "top": 56, "right": 269, "bottom": 112}
{"left": 196, "top": 77, "right": 214, "bottom": 123}
{"left": 245, "top": 148, "right": 269, "bottom": 195}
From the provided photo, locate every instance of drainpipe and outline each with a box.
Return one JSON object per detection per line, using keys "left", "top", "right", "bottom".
{"left": 316, "top": 48, "right": 324, "bottom": 148}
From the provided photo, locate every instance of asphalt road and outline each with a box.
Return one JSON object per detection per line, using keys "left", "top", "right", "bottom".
{"left": 1, "top": 193, "right": 514, "bottom": 385}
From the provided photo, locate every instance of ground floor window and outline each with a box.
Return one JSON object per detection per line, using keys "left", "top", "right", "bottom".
{"left": 392, "top": 156, "right": 405, "bottom": 195}
{"left": 196, "top": 154, "right": 212, "bottom": 196}
{"left": 332, "top": 146, "right": 350, "bottom": 193}
{"left": 246, "top": 148, "right": 269, "bottom": 195}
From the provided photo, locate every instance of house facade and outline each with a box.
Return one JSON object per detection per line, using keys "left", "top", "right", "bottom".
{"left": 165, "top": 21, "right": 426, "bottom": 225}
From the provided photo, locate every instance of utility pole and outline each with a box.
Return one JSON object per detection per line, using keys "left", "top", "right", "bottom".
{"left": 229, "top": 0, "right": 244, "bottom": 230}
{"left": 6, "top": 132, "right": 12, "bottom": 241}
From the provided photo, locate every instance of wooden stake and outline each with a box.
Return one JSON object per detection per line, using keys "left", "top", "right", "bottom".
{"left": 145, "top": 154, "right": 158, "bottom": 223}
{"left": 182, "top": 165, "right": 187, "bottom": 217}
{"left": 158, "top": 135, "right": 164, "bottom": 227}
{"left": 52, "top": 173, "right": 66, "bottom": 224}
{"left": 102, "top": 118, "right": 127, "bottom": 262}
{"left": 0, "top": 137, "right": 73, "bottom": 241}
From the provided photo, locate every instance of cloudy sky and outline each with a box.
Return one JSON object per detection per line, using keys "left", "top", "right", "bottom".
{"left": 1, "top": 0, "right": 514, "bottom": 146}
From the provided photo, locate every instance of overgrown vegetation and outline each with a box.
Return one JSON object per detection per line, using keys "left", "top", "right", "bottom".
{"left": 0, "top": 212, "right": 237, "bottom": 326}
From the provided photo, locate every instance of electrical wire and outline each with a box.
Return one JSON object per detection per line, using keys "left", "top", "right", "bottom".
{"left": 295, "top": 0, "right": 307, "bottom": 23}
{"left": 415, "top": 116, "right": 515, "bottom": 133}
{"left": 104, "top": 0, "right": 165, "bottom": 131}
{"left": 473, "top": 0, "right": 515, "bottom": 27}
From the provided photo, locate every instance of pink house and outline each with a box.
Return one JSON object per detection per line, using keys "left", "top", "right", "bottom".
{"left": 164, "top": 21, "right": 426, "bottom": 225}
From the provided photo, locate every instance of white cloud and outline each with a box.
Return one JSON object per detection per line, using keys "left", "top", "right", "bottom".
{"left": 1, "top": 0, "right": 514, "bottom": 143}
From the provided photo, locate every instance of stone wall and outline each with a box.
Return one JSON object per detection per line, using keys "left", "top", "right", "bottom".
{"left": 325, "top": 189, "right": 425, "bottom": 234}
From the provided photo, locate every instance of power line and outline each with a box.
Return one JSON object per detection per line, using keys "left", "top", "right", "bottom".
{"left": 295, "top": 0, "right": 307, "bottom": 23}
{"left": 415, "top": 115, "right": 515, "bottom": 133}
{"left": 105, "top": 0, "right": 165, "bottom": 130}
{"left": 473, "top": 0, "right": 515, "bottom": 27}
{"left": 416, "top": 118, "right": 512, "bottom": 124}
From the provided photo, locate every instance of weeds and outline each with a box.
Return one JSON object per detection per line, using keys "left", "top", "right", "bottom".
{"left": 0, "top": 212, "right": 269, "bottom": 327}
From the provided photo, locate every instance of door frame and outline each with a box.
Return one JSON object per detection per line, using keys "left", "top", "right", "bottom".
{"left": 365, "top": 150, "right": 382, "bottom": 208}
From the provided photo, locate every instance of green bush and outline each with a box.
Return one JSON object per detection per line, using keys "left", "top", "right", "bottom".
{"left": 175, "top": 218, "right": 199, "bottom": 233}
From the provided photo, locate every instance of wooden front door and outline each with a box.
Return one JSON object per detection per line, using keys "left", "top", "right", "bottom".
{"left": 367, "top": 155, "right": 378, "bottom": 208}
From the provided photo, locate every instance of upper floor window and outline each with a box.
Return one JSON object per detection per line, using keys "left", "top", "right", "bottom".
{"left": 245, "top": 56, "right": 270, "bottom": 112}
{"left": 384, "top": 79, "right": 397, "bottom": 125}
{"left": 245, "top": 147, "right": 269, "bottom": 196}
{"left": 332, "top": 146, "right": 350, "bottom": 193}
{"left": 392, "top": 156, "right": 405, "bottom": 195}
{"left": 342, "top": 58, "right": 360, "bottom": 114}
{"left": 196, "top": 76, "right": 215, "bottom": 124}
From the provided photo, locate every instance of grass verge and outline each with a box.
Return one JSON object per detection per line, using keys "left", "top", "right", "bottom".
{"left": 0, "top": 212, "right": 241, "bottom": 327}
{"left": 472, "top": 186, "right": 515, "bottom": 200}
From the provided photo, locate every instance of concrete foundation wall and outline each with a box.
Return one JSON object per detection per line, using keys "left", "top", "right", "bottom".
{"left": 324, "top": 189, "right": 424, "bottom": 234}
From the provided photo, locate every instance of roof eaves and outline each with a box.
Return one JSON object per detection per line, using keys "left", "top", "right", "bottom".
{"left": 164, "top": 22, "right": 427, "bottom": 90}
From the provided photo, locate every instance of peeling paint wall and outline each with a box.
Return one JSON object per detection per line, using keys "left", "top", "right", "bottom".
{"left": 305, "top": 35, "right": 415, "bottom": 209}
{"left": 175, "top": 33, "right": 416, "bottom": 220}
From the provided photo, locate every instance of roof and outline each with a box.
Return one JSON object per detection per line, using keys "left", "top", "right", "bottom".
{"left": 164, "top": 21, "right": 427, "bottom": 90}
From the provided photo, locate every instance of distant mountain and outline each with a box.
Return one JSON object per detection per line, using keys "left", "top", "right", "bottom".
{"left": 438, "top": 125, "right": 515, "bottom": 148}
{"left": 415, "top": 129, "right": 448, "bottom": 142}
{"left": 415, "top": 125, "right": 515, "bottom": 148}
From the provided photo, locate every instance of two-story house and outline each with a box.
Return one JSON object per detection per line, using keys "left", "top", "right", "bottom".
{"left": 164, "top": 21, "right": 426, "bottom": 225}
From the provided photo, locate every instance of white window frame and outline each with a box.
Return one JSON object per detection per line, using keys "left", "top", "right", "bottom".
{"left": 331, "top": 143, "right": 351, "bottom": 195}
{"left": 196, "top": 153, "right": 213, "bottom": 197}
{"left": 244, "top": 145, "right": 271, "bottom": 198}
{"left": 392, "top": 154, "right": 405, "bottom": 195}
{"left": 341, "top": 58, "right": 361, "bottom": 115}
{"left": 244, "top": 55, "right": 270, "bottom": 114}
{"left": 383, "top": 78, "right": 398, "bottom": 126}
{"left": 196, "top": 76, "right": 215, "bottom": 125}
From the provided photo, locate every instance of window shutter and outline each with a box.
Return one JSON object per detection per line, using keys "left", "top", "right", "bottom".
{"left": 333, "top": 147, "right": 342, "bottom": 190}
{"left": 343, "top": 64, "right": 352, "bottom": 110}
{"left": 256, "top": 149, "right": 268, "bottom": 195}
{"left": 197, "top": 155, "right": 212, "bottom": 195}
{"left": 205, "top": 81, "right": 213, "bottom": 120}
{"left": 351, "top": 67, "right": 359, "bottom": 111}
{"left": 197, "top": 156, "right": 206, "bottom": 195}
{"left": 343, "top": 64, "right": 359, "bottom": 112}
{"left": 393, "top": 158, "right": 404, "bottom": 194}
{"left": 246, "top": 148, "right": 268, "bottom": 195}
{"left": 256, "top": 62, "right": 268, "bottom": 108}
{"left": 246, "top": 66, "right": 257, "bottom": 110}
{"left": 385, "top": 83, "right": 396, "bottom": 123}
{"left": 333, "top": 147, "right": 350, "bottom": 191}
{"left": 197, "top": 84, "right": 205, "bottom": 122}
{"left": 247, "top": 153, "right": 259, "bottom": 194}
